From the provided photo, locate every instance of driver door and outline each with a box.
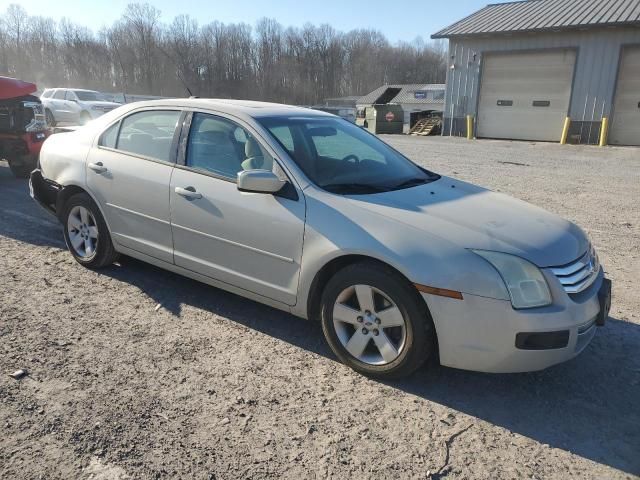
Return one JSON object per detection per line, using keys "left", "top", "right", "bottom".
{"left": 169, "top": 112, "right": 306, "bottom": 306}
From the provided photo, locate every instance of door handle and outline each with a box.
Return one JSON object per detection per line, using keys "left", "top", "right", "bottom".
{"left": 88, "top": 162, "right": 107, "bottom": 173}
{"left": 175, "top": 186, "right": 202, "bottom": 199}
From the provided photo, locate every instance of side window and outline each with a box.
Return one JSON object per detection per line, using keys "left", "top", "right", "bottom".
{"left": 53, "top": 90, "right": 66, "bottom": 100}
{"left": 186, "top": 113, "right": 273, "bottom": 179}
{"left": 116, "top": 110, "right": 181, "bottom": 162}
{"left": 99, "top": 122, "right": 119, "bottom": 148}
{"left": 65, "top": 91, "right": 77, "bottom": 101}
{"left": 41, "top": 90, "right": 52, "bottom": 98}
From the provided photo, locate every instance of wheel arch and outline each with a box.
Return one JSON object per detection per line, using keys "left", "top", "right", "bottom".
{"left": 306, "top": 254, "right": 432, "bottom": 325}
{"left": 55, "top": 184, "right": 113, "bottom": 236}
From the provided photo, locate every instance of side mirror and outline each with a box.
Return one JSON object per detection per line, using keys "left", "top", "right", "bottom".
{"left": 237, "top": 170, "right": 286, "bottom": 194}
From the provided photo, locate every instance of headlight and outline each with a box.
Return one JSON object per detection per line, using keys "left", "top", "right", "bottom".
{"left": 472, "top": 250, "right": 552, "bottom": 309}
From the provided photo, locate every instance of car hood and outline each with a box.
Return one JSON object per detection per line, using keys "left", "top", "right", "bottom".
{"left": 345, "top": 176, "right": 588, "bottom": 268}
{"left": 0, "top": 76, "right": 37, "bottom": 100}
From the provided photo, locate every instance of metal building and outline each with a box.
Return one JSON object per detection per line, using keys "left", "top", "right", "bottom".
{"left": 356, "top": 84, "right": 445, "bottom": 132}
{"left": 432, "top": 0, "right": 640, "bottom": 145}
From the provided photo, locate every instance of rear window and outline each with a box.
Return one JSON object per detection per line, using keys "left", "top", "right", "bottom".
{"left": 75, "top": 90, "right": 103, "bottom": 101}
{"left": 115, "top": 110, "right": 181, "bottom": 162}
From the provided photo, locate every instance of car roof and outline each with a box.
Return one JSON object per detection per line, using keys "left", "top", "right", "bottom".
{"left": 67, "top": 88, "right": 100, "bottom": 93}
{"left": 45, "top": 88, "right": 99, "bottom": 93}
{"left": 123, "top": 98, "right": 334, "bottom": 119}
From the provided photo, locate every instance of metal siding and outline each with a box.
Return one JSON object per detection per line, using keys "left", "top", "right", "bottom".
{"left": 442, "top": 28, "right": 640, "bottom": 141}
{"left": 358, "top": 84, "right": 445, "bottom": 106}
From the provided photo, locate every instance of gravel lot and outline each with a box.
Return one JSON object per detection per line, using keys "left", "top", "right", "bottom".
{"left": 1, "top": 136, "right": 639, "bottom": 479}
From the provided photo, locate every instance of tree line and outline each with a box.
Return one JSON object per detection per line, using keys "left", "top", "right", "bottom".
{"left": 0, "top": 3, "right": 447, "bottom": 104}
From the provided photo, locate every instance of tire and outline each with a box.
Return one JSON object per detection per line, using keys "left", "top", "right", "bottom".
{"left": 320, "top": 261, "right": 436, "bottom": 379}
{"left": 45, "top": 109, "right": 56, "bottom": 127}
{"left": 61, "top": 193, "right": 118, "bottom": 269}
{"left": 79, "top": 111, "right": 91, "bottom": 125}
{"left": 8, "top": 158, "right": 33, "bottom": 178}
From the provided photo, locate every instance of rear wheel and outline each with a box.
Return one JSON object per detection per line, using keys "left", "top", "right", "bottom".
{"left": 320, "top": 262, "right": 436, "bottom": 379}
{"left": 45, "top": 108, "right": 56, "bottom": 127}
{"left": 61, "top": 193, "right": 118, "bottom": 268}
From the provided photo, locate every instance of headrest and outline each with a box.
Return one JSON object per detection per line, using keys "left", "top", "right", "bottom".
{"left": 198, "top": 130, "right": 229, "bottom": 144}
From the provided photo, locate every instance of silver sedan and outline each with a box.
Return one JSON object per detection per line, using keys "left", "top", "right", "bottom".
{"left": 30, "top": 99, "right": 611, "bottom": 378}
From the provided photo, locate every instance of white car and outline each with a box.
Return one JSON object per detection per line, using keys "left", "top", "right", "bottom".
{"left": 29, "top": 99, "right": 612, "bottom": 379}
{"left": 40, "top": 88, "right": 121, "bottom": 126}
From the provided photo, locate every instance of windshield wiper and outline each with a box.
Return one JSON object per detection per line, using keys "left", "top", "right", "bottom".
{"left": 321, "top": 183, "right": 390, "bottom": 194}
{"left": 391, "top": 177, "right": 430, "bottom": 190}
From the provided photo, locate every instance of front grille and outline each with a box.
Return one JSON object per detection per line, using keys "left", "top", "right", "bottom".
{"left": 550, "top": 249, "right": 599, "bottom": 294}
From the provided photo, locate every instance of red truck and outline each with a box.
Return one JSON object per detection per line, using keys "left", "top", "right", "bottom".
{"left": 0, "top": 76, "right": 50, "bottom": 178}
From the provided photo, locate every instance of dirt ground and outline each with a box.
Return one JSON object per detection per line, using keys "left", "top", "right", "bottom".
{"left": 1, "top": 136, "right": 639, "bottom": 479}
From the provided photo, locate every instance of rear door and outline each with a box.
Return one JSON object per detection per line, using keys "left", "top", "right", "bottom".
{"left": 169, "top": 112, "right": 305, "bottom": 305}
{"left": 65, "top": 90, "right": 83, "bottom": 123}
{"left": 86, "top": 109, "right": 183, "bottom": 263}
{"left": 51, "top": 89, "right": 71, "bottom": 121}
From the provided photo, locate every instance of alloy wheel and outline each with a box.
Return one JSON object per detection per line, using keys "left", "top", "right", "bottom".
{"left": 67, "top": 205, "right": 99, "bottom": 259}
{"left": 332, "top": 284, "right": 407, "bottom": 365}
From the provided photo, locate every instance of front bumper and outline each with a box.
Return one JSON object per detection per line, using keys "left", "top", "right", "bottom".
{"left": 423, "top": 270, "right": 610, "bottom": 373}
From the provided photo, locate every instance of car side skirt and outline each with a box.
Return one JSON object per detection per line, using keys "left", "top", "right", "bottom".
{"left": 115, "top": 244, "right": 297, "bottom": 317}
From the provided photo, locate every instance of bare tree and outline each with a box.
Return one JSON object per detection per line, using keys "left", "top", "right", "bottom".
{"left": 0, "top": 2, "right": 446, "bottom": 103}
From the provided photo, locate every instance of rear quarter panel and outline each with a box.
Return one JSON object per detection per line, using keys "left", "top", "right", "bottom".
{"left": 39, "top": 130, "right": 92, "bottom": 188}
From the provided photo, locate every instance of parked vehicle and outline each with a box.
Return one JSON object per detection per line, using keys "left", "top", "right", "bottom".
{"left": 0, "top": 76, "right": 50, "bottom": 178}
{"left": 30, "top": 99, "right": 611, "bottom": 379}
{"left": 40, "top": 88, "right": 121, "bottom": 126}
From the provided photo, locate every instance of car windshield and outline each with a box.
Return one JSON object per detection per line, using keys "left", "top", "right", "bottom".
{"left": 74, "top": 90, "right": 104, "bottom": 101}
{"left": 257, "top": 116, "right": 439, "bottom": 194}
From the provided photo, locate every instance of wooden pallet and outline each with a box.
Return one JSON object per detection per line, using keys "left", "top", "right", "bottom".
{"left": 409, "top": 117, "right": 441, "bottom": 136}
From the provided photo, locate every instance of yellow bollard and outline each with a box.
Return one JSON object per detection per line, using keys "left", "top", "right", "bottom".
{"left": 599, "top": 117, "right": 609, "bottom": 147}
{"left": 560, "top": 117, "right": 571, "bottom": 145}
{"left": 466, "top": 115, "right": 474, "bottom": 140}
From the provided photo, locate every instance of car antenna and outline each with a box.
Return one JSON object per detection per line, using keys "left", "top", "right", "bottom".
{"left": 157, "top": 44, "right": 197, "bottom": 98}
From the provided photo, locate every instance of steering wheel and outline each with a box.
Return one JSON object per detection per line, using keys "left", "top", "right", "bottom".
{"left": 342, "top": 154, "right": 360, "bottom": 165}
{"left": 324, "top": 154, "right": 361, "bottom": 181}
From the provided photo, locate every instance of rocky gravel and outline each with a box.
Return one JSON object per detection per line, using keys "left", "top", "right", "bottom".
{"left": 1, "top": 136, "right": 639, "bottom": 479}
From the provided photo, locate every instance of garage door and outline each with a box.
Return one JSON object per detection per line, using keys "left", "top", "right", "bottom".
{"left": 477, "top": 50, "right": 576, "bottom": 142}
{"left": 609, "top": 46, "right": 640, "bottom": 146}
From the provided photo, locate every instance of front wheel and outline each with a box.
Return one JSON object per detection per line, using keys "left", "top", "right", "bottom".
{"left": 320, "top": 262, "right": 436, "bottom": 379}
{"left": 61, "top": 193, "right": 118, "bottom": 268}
